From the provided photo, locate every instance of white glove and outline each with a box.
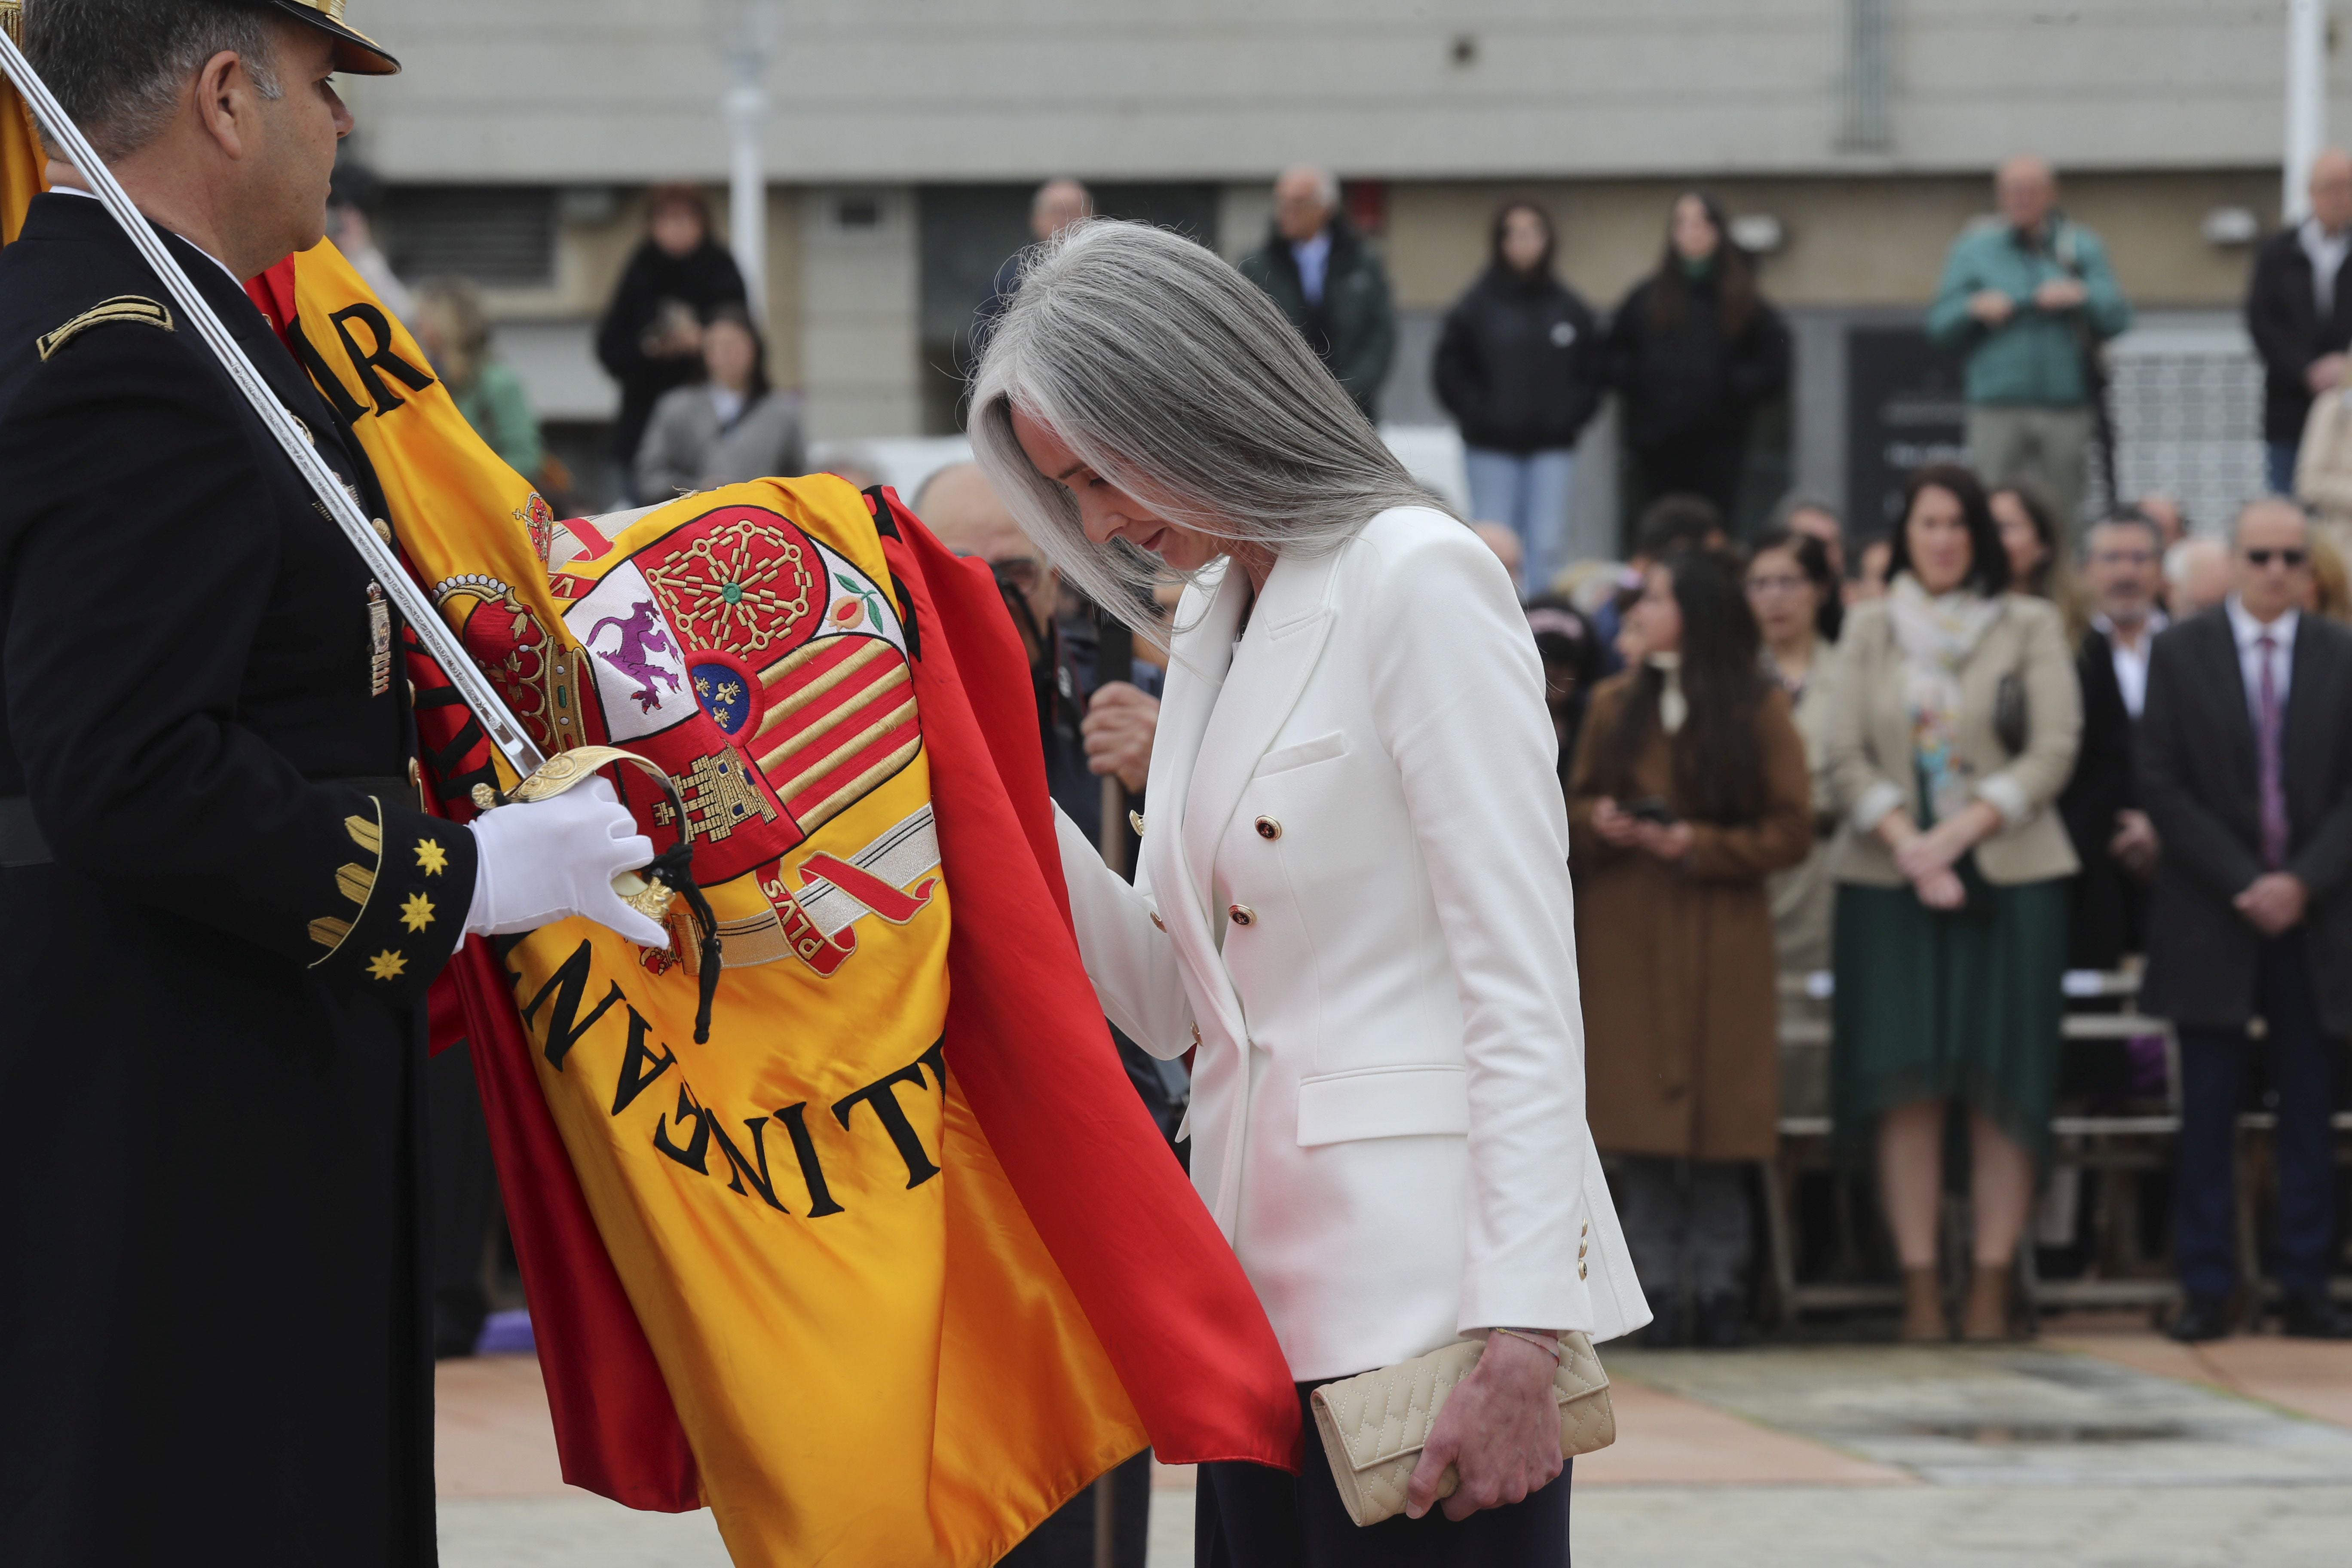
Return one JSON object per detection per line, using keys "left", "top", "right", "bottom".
{"left": 463, "top": 777, "right": 670, "bottom": 948}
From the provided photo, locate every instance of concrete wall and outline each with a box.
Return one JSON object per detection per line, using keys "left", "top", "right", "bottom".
{"left": 342, "top": 1, "right": 2348, "bottom": 184}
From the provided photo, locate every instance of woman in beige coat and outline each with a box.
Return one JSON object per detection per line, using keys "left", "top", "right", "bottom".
{"left": 1569, "top": 550, "right": 1812, "bottom": 1347}
{"left": 1816, "top": 463, "right": 2081, "bottom": 1343}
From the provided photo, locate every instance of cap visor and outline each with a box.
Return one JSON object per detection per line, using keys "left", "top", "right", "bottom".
{"left": 269, "top": 2, "right": 402, "bottom": 75}
{"left": 324, "top": 22, "right": 400, "bottom": 76}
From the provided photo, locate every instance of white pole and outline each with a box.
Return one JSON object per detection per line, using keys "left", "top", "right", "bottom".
{"left": 726, "top": 65, "right": 767, "bottom": 323}
{"left": 2286, "top": 0, "right": 2329, "bottom": 223}
{"left": 713, "top": 0, "right": 770, "bottom": 324}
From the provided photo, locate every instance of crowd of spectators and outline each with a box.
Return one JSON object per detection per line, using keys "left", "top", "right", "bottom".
{"left": 386, "top": 149, "right": 2352, "bottom": 1372}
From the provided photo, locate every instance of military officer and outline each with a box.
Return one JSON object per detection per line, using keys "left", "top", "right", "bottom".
{"left": 0, "top": 3, "right": 662, "bottom": 1560}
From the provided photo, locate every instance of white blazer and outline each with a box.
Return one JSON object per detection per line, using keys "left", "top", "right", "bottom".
{"left": 1055, "top": 506, "right": 1648, "bottom": 1381}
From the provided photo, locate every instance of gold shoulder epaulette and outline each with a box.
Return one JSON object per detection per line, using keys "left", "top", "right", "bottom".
{"left": 36, "top": 295, "right": 175, "bottom": 362}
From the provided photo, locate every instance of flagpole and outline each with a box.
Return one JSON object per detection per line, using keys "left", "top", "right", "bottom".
{"left": 0, "top": 27, "right": 547, "bottom": 781}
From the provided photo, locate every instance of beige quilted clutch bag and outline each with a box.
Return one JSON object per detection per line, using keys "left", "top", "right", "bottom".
{"left": 1308, "top": 1334, "right": 1614, "bottom": 1528}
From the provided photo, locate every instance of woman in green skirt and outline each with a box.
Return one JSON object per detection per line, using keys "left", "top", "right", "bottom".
{"left": 1816, "top": 464, "right": 2082, "bottom": 1341}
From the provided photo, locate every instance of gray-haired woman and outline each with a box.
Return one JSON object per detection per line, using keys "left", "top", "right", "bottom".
{"left": 968, "top": 220, "right": 1646, "bottom": 1565}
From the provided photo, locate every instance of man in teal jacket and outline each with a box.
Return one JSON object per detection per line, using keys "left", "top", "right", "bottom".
{"left": 1928, "top": 155, "right": 2132, "bottom": 531}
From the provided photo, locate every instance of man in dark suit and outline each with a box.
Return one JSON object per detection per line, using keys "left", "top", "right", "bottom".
{"left": 2139, "top": 498, "right": 2352, "bottom": 1341}
{"left": 2, "top": 3, "right": 658, "bottom": 1559}
{"left": 2061, "top": 508, "right": 2168, "bottom": 969}
{"left": 2247, "top": 147, "right": 2352, "bottom": 496}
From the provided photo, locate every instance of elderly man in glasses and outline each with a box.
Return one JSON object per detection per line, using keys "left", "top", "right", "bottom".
{"left": 2140, "top": 498, "right": 2352, "bottom": 1341}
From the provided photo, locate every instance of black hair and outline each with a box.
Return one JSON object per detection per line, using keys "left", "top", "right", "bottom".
{"left": 1589, "top": 551, "right": 1770, "bottom": 825}
{"left": 2092, "top": 505, "right": 2166, "bottom": 554}
{"left": 27, "top": 0, "right": 285, "bottom": 161}
{"left": 1523, "top": 593, "right": 1604, "bottom": 780}
{"left": 1488, "top": 199, "right": 1557, "bottom": 278}
{"left": 1633, "top": 493, "right": 1725, "bottom": 561}
{"left": 1647, "top": 190, "right": 1760, "bottom": 336}
{"left": 329, "top": 158, "right": 386, "bottom": 217}
{"left": 1749, "top": 524, "right": 1844, "bottom": 643}
{"left": 1890, "top": 463, "right": 2010, "bottom": 597}
{"left": 700, "top": 302, "right": 771, "bottom": 402}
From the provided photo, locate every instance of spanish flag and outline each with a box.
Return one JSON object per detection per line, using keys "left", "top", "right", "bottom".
{"left": 271, "top": 241, "right": 1300, "bottom": 1564}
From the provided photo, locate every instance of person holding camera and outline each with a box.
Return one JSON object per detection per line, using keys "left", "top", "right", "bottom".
{"left": 1568, "top": 550, "right": 1813, "bottom": 1347}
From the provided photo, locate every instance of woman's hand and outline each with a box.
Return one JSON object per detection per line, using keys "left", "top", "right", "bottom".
{"left": 1403, "top": 1330, "right": 1565, "bottom": 1523}
{"left": 1632, "top": 820, "right": 1694, "bottom": 863}
{"left": 1913, "top": 867, "right": 1967, "bottom": 910}
{"left": 1892, "top": 801, "right": 2003, "bottom": 885}
{"left": 1589, "top": 798, "right": 1642, "bottom": 848}
{"left": 1081, "top": 681, "right": 1159, "bottom": 793}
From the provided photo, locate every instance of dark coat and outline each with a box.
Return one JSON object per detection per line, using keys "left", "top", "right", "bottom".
{"left": 1433, "top": 264, "right": 1605, "bottom": 454}
{"left": 0, "top": 194, "right": 475, "bottom": 1564}
{"left": 2245, "top": 225, "right": 2352, "bottom": 446}
{"left": 1238, "top": 215, "right": 1396, "bottom": 420}
{"left": 2138, "top": 608, "right": 2352, "bottom": 1032}
{"left": 2059, "top": 627, "right": 2145, "bottom": 968}
{"left": 1566, "top": 676, "right": 1813, "bottom": 1160}
{"left": 1604, "top": 268, "right": 1791, "bottom": 453}
{"left": 594, "top": 237, "right": 748, "bottom": 466}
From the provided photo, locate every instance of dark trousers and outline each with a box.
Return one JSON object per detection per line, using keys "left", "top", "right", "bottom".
{"left": 1196, "top": 1384, "right": 1569, "bottom": 1568}
{"left": 998, "top": 1451, "right": 1152, "bottom": 1568}
{"left": 427, "top": 1038, "right": 502, "bottom": 1357}
{"left": 2175, "top": 936, "right": 2345, "bottom": 1298}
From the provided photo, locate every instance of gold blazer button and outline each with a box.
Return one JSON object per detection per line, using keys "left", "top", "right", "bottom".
{"left": 1129, "top": 809, "right": 1146, "bottom": 836}
{"left": 1149, "top": 911, "right": 1167, "bottom": 931}
{"left": 1227, "top": 903, "right": 1256, "bottom": 927}
{"left": 1254, "top": 815, "right": 1282, "bottom": 840}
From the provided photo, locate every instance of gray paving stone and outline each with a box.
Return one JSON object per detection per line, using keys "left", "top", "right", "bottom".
{"left": 438, "top": 1495, "right": 733, "bottom": 1567}
{"left": 1571, "top": 1485, "right": 2352, "bottom": 1567}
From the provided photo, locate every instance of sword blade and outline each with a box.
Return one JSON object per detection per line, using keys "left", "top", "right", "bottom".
{"left": 0, "top": 29, "right": 547, "bottom": 780}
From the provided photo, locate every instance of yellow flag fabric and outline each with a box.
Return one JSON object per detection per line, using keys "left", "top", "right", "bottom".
{"left": 287, "top": 242, "right": 1146, "bottom": 1565}
{"left": 2, "top": 4, "right": 46, "bottom": 248}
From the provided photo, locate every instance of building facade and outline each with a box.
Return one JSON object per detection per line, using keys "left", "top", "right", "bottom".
{"left": 341, "top": 0, "right": 2339, "bottom": 539}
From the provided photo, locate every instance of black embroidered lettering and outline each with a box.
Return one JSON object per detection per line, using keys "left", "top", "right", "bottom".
{"left": 652, "top": 1084, "right": 712, "bottom": 1173}
{"left": 776, "top": 1102, "right": 845, "bottom": 1218}
{"left": 832, "top": 1063, "right": 942, "bottom": 1189}
{"left": 328, "top": 302, "right": 435, "bottom": 415}
{"left": 515, "top": 940, "right": 626, "bottom": 1070}
{"left": 609, "top": 1008, "right": 677, "bottom": 1116}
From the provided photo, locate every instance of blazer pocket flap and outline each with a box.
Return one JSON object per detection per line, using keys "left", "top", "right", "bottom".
{"left": 1256, "top": 730, "right": 1348, "bottom": 777}
{"left": 1297, "top": 1065, "right": 1470, "bottom": 1147}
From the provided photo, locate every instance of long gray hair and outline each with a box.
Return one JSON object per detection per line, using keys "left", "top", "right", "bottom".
{"left": 967, "top": 220, "right": 1441, "bottom": 640}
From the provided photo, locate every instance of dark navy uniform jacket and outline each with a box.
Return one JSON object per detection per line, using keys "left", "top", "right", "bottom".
{"left": 0, "top": 192, "right": 474, "bottom": 1565}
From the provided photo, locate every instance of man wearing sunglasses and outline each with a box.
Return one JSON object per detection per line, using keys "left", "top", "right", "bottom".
{"left": 2141, "top": 498, "right": 2352, "bottom": 1341}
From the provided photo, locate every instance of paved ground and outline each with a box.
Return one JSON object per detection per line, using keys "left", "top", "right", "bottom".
{"left": 434, "top": 1322, "right": 2352, "bottom": 1566}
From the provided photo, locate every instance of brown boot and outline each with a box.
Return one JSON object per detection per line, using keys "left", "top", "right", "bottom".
{"left": 1901, "top": 1266, "right": 1948, "bottom": 1342}
{"left": 1961, "top": 1264, "right": 2012, "bottom": 1343}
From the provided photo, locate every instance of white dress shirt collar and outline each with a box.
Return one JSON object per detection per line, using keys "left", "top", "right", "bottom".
{"left": 2093, "top": 608, "right": 2167, "bottom": 719}
{"left": 2226, "top": 594, "right": 2299, "bottom": 718}
{"left": 2303, "top": 216, "right": 2352, "bottom": 316}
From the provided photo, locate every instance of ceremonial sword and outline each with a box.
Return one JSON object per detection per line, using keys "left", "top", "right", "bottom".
{"left": 0, "top": 32, "right": 716, "bottom": 972}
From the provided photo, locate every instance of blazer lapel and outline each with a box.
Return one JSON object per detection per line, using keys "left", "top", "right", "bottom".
{"left": 1138, "top": 565, "right": 1246, "bottom": 1009}
{"left": 2198, "top": 614, "right": 2259, "bottom": 791}
{"left": 1180, "top": 547, "right": 1341, "bottom": 920}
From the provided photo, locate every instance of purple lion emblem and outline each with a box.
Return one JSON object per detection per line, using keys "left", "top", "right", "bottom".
{"left": 587, "top": 600, "right": 682, "bottom": 714}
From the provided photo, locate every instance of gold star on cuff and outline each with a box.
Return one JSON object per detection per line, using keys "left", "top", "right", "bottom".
{"left": 400, "top": 891, "right": 435, "bottom": 932}
{"left": 414, "top": 838, "right": 448, "bottom": 875}
{"left": 366, "top": 949, "right": 408, "bottom": 981}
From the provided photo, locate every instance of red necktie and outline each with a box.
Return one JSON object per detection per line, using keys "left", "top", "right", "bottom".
{"left": 2258, "top": 632, "right": 2289, "bottom": 869}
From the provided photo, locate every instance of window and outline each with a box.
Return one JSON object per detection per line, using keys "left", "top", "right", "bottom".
{"left": 381, "top": 185, "right": 559, "bottom": 288}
